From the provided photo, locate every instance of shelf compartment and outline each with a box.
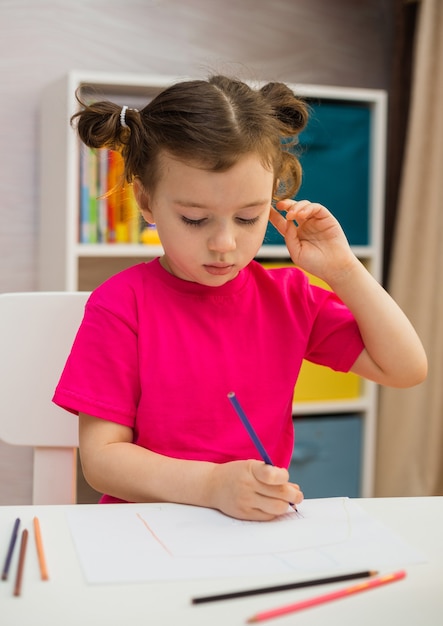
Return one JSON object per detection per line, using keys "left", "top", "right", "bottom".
{"left": 290, "top": 414, "right": 363, "bottom": 498}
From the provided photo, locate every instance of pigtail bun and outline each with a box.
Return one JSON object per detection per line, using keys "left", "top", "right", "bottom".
{"left": 260, "top": 82, "right": 309, "bottom": 137}
{"left": 258, "top": 82, "right": 309, "bottom": 199}
{"left": 70, "top": 90, "right": 145, "bottom": 182}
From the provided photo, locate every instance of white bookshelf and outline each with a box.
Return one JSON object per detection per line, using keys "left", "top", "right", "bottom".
{"left": 38, "top": 71, "right": 387, "bottom": 497}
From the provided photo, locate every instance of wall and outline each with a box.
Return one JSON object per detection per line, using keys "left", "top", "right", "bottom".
{"left": 0, "top": 0, "right": 393, "bottom": 503}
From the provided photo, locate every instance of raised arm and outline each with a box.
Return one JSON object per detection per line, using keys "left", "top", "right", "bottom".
{"left": 270, "top": 200, "right": 427, "bottom": 388}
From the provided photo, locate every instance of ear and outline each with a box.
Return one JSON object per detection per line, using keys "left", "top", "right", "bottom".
{"left": 133, "top": 178, "right": 155, "bottom": 224}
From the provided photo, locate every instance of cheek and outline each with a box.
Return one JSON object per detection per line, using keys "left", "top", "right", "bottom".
{"left": 250, "top": 219, "right": 270, "bottom": 244}
{"left": 156, "top": 220, "right": 195, "bottom": 249}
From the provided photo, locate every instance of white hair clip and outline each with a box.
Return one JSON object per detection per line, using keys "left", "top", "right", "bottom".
{"left": 120, "top": 105, "right": 129, "bottom": 128}
{"left": 120, "top": 105, "right": 139, "bottom": 129}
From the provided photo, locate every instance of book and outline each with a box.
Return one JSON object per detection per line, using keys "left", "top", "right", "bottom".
{"left": 78, "top": 147, "right": 159, "bottom": 245}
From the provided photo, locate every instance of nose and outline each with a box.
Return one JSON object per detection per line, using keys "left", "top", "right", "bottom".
{"left": 207, "top": 222, "right": 236, "bottom": 253}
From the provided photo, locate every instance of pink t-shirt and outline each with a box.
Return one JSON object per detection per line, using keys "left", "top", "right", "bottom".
{"left": 53, "top": 259, "right": 364, "bottom": 503}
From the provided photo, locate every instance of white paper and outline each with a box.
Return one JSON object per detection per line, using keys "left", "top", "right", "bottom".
{"left": 66, "top": 498, "right": 426, "bottom": 584}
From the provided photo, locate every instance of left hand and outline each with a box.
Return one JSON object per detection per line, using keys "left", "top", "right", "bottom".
{"left": 269, "top": 199, "right": 355, "bottom": 283}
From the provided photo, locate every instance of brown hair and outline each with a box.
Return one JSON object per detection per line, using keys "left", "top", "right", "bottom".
{"left": 71, "top": 75, "right": 309, "bottom": 199}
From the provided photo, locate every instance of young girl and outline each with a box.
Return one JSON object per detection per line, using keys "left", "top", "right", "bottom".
{"left": 53, "top": 75, "right": 427, "bottom": 521}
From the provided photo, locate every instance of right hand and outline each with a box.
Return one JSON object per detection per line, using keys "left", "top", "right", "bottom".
{"left": 208, "top": 459, "right": 303, "bottom": 521}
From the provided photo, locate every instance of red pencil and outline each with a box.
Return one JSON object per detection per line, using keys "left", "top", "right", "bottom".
{"left": 247, "top": 570, "right": 407, "bottom": 623}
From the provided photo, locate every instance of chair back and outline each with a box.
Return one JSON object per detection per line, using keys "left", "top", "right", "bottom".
{"left": 0, "top": 291, "right": 89, "bottom": 504}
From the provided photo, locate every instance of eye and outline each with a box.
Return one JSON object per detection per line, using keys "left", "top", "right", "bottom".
{"left": 181, "top": 216, "right": 207, "bottom": 227}
{"left": 236, "top": 216, "right": 260, "bottom": 226}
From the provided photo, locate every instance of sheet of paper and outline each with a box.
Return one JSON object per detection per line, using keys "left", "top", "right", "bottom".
{"left": 66, "top": 498, "right": 426, "bottom": 584}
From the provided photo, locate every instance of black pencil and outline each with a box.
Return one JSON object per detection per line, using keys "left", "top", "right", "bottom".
{"left": 191, "top": 569, "right": 378, "bottom": 604}
{"left": 1, "top": 517, "right": 20, "bottom": 581}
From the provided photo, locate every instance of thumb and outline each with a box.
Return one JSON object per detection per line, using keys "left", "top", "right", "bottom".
{"left": 269, "top": 207, "right": 289, "bottom": 236}
{"left": 251, "top": 461, "right": 289, "bottom": 485}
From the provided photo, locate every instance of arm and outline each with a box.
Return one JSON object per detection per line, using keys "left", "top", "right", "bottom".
{"left": 79, "top": 413, "right": 303, "bottom": 520}
{"left": 270, "top": 200, "right": 427, "bottom": 388}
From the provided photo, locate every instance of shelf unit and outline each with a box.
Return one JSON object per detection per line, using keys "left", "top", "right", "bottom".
{"left": 38, "top": 71, "right": 387, "bottom": 498}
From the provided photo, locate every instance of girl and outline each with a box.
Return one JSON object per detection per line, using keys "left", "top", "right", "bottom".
{"left": 53, "top": 75, "right": 427, "bottom": 521}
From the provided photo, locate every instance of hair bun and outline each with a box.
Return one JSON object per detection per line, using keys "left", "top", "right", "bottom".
{"left": 260, "top": 82, "right": 308, "bottom": 135}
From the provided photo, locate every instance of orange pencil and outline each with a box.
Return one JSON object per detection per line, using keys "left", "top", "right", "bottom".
{"left": 247, "top": 570, "right": 406, "bottom": 623}
{"left": 33, "top": 517, "right": 49, "bottom": 581}
{"left": 13, "top": 529, "right": 29, "bottom": 597}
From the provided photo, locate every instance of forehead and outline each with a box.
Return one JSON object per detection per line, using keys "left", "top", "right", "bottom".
{"left": 157, "top": 150, "right": 274, "bottom": 181}
{"left": 154, "top": 152, "right": 274, "bottom": 208}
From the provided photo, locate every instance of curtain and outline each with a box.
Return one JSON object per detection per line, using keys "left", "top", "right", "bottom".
{"left": 375, "top": 0, "right": 443, "bottom": 496}
{"left": 382, "top": 0, "right": 417, "bottom": 284}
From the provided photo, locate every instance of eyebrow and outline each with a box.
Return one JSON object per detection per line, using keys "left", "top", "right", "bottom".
{"left": 174, "top": 199, "right": 270, "bottom": 209}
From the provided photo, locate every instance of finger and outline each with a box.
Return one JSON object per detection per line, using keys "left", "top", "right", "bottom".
{"left": 249, "top": 463, "right": 303, "bottom": 504}
{"left": 254, "top": 497, "right": 294, "bottom": 518}
{"left": 275, "top": 200, "right": 319, "bottom": 229}
{"left": 289, "top": 202, "right": 329, "bottom": 224}
{"left": 291, "top": 487, "right": 304, "bottom": 504}
{"left": 268, "top": 206, "right": 288, "bottom": 235}
{"left": 252, "top": 461, "right": 289, "bottom": 486}
{"left": 252, "top": 464, "right": 303, "bottom": 507}
{"left": 258, "top": 483, "right": 302, "bottom": 507}
{"left": 275, "top": 198, "right": 312, "bottom": 214}
{"left": 252, "top": 486, "right": 302, "bottom": 518}
{"left": 257, "top": 475, "right": 304, "bottom": 508}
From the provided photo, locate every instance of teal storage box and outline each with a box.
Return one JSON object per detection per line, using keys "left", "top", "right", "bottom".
{"left": 264, "top": 99, "right": 370, "bottom": 247}
{"left": 289, "top": 414, "right": 362, "bottom": 498}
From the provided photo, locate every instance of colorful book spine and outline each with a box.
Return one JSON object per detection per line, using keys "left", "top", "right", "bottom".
{"left": 88, "top": 148, "right": 98, "bottom": 243}
{"left": 106, "top": 149, "right": 120, "bottom": 243}
{"left": 79, "top": 144, "right": 90, "bottom": 244}
{"left": 78, "top": 148, "right": 159, "bottom": 245}
{"left": 97, "top": 148, "right": 109, "bottom": 243}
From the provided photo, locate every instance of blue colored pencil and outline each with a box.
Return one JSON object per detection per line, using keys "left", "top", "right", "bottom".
{"left": 227, "top": 392, "right": 274, "bottom": 464}
{"left": 227, "top": 392, "right": 298, "bottom": 512}
{"left": 1, "top": 517, "right": 20, "bottom": 580}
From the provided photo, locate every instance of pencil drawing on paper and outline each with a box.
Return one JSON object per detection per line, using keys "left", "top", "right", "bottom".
{"left": 65, "top": 498, "right": 425, "bottom": 584}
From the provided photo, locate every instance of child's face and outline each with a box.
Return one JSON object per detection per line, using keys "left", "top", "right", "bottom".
{"left": 138, "top": 152, "right": 274, "bottom": 286}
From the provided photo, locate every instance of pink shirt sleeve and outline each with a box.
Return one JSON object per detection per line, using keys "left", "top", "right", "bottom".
{"left": 53, "top": 286, "right": 141, "bottom": 426}
{"left": 304, "top": 286, "right": 364, "bottom": 372}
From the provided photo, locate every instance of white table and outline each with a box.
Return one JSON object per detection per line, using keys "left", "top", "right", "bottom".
{"left": 1, "top": 497, "right": 442, "bottom": 626}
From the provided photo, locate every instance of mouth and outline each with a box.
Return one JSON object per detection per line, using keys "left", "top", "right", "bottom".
{"left": 203, "top": 263, "right": 235, "bottom": 276}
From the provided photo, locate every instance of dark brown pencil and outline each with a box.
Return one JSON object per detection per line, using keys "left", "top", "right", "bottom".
{"left": 191, "top": 570, "right": 378, "bottom": 604}
{"left": 13, "top": 529, "right": 29, "bottom": 597}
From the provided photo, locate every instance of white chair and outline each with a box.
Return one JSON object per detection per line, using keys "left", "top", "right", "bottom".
{"left": 0, "top": 291, "right": 89, "bottom": 504}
